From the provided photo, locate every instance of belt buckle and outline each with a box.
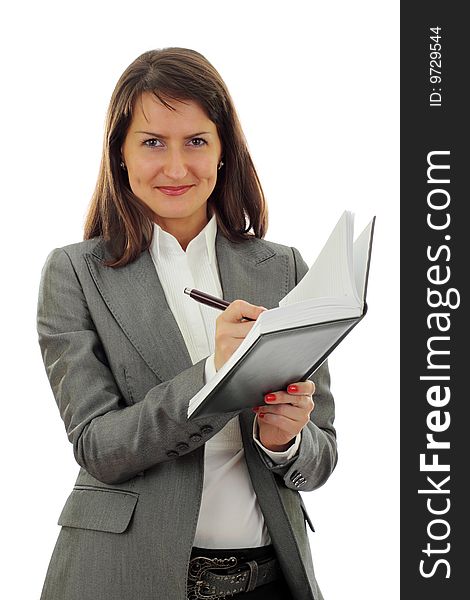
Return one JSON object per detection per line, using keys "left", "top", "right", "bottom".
{"left": 187, "top": 555, "right": 238, "bottom": 599}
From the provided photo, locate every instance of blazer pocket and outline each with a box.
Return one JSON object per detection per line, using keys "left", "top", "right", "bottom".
{"left": 58, "top": 485, "right": 139, "bottom": 534}
{"left": 299, "top": 496, "right": 315, "bottom": 533}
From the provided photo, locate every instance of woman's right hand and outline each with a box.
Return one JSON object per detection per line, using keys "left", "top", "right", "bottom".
{"left": 214, "top": 300, "right": 268, "bottom": 371}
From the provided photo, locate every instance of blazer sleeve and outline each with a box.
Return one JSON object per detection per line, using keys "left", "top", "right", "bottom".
{"left": 37, "top": 248, "right": 239, "bottom": 485}
{"left": 253, "top": 246, "right": 338, "bottom": 492}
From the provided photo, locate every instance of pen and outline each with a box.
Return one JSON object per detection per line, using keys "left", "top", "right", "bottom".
{"left": 183, "top": 288, "right": 255, "bottom": 321}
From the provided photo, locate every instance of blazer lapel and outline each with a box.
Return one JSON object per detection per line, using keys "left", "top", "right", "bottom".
{"left": 215, "top": 232, "right": 284, "bottom": 308}
{"left": 85, "top": 230, "right": 288, "bottom": 383}
{"left": 85, "top": 240, "right": 192, "bottom": 383}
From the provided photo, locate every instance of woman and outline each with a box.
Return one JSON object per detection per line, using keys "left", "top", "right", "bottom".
{"left": 37, "top": 47, "right": 337, "bottom": 600}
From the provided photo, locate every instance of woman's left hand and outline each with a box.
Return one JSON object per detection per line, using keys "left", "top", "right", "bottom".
{"left": 253, "top": 380, "right": 315, "bottom": 452}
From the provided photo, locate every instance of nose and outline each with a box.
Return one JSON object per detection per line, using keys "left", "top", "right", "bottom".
{"left": 162, "top": 148, "right": 188, "bottom": 180}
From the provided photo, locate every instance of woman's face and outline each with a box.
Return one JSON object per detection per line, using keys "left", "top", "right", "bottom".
{"left": 121, "top": 92, "right": 223, "bottom": 237}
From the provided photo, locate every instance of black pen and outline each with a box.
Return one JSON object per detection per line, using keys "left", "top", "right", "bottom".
{"left": 183, "top": 288, "right": 255, "bottom": 321}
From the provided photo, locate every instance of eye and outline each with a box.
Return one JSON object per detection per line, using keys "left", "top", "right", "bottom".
{"left": 188, "top": 137, "right": 207, "bottom": 147}
{"left": 143, "top": 138, "right": 163, "bottom": 148}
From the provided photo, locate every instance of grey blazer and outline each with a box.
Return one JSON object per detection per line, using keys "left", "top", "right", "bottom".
{"left": 37, "top": 229, "right": 338, "bottom": 600}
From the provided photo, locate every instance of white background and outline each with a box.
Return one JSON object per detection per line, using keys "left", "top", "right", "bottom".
{"left": 1, "top": 1, "right": 399, "bottom": 598}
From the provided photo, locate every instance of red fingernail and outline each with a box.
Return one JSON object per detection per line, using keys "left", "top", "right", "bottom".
{"left": 258, "top": 413, "right": 265, "bottom": 419}
{"left": 252, "top": 407, "right": 259, "bottom": 412}
{"left": 287, "top": 385, "right": 298, "bottom": 393}
{"left": 265, "top": 394, "right": 276, "bottom": 402}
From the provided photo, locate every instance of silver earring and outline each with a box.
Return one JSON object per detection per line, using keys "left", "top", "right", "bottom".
{"left": 120, "top": 161, "right": 126, "bottom": 170}
{"left": 218, "top": 160, "right": 224, "bottom": 171}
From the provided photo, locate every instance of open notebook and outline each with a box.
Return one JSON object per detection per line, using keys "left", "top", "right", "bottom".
{"left": 188, "top": 211, "right": 375, "bottom": 418}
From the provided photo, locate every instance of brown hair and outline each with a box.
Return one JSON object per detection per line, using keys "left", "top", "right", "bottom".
{"left": 84, "top": 47, "right": 268, "bottom": 268}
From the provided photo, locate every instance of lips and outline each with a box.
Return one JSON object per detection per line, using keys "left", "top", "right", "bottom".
{"left": 157, "top": 185, "right": 193, "bottom": 196}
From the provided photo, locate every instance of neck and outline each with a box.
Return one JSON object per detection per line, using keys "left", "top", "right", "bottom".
{"left": 154, "top": 210, "right": 211, "bottom": 251}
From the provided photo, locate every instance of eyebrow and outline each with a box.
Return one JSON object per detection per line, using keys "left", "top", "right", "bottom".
{"left": 135, "top": 130, "right": 212, "bottom": 138}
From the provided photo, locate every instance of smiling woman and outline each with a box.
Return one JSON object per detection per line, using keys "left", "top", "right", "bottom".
{"left": 37, "top": 47, "right": 337, "bottom": 600}
{"left": 83, "top": 47, "right": 268, "bottom": 268}
{"left": 120, "top": 94, "right": 223, "bottom": 250}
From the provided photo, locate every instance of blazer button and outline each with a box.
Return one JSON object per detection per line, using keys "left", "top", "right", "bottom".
{"left": 190, "top": 433, "right": 202, "bottom": 443}
{"left": 176, "top": 442, "right": 189, "bottom": 452}
{"left": 166, "top": 450, "right": 179, "bottom": 458}
{"left": 200, "top": 425, "right": 213, "bottom": 435}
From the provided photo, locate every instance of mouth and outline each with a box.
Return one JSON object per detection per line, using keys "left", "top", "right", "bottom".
{"left": 157, "top": 185, "right": 194, "bottom": 196}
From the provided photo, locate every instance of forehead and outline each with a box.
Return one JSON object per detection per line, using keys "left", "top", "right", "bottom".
{"left": 131, "top": 92, "right": 216, "bottom": 132}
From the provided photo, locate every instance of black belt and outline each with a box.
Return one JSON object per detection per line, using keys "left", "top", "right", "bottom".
{"left": 187, "top": 546, "right": 281, "bottom": 599}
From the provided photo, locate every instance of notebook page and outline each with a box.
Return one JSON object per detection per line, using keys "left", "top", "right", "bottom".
{"left": 258, "top": 297, "right": 361, "bottom": 332}
{"left": 279, "top": 211, "right": 357, "bottom": 307}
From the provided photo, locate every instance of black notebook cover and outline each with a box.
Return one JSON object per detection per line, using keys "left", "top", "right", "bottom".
{"left": 189, "top": 315, "right": 363, "bottom": 418}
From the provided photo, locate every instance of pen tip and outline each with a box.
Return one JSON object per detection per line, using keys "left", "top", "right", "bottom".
{"left": 184, "top": 288, "right": 191, "bottom": 295}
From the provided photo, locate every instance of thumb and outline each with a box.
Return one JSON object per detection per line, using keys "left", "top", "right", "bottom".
{"left": 227, "top": 300, "right": 268, "bottom": 322}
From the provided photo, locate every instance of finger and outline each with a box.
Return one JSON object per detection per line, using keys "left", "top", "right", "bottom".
{"left": 258, "top": 403, "right": 307, "bottom": 421}
{"left": 221, "top": 320, "right": 257, "bottom": 339}
{"left": 256, "top": 411, "right": 304, "bottom": 435}
{"left": 259, "top": 398, "right": 314, "bottom": 420}
{"left": 264, "top": 391, "right": 313, "bottom": 409}
{"left": 225, "top": 299, "right": 267, "bottom": 323}
{"left": 287, "top": 381, "right": 315, "bottom": 396}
